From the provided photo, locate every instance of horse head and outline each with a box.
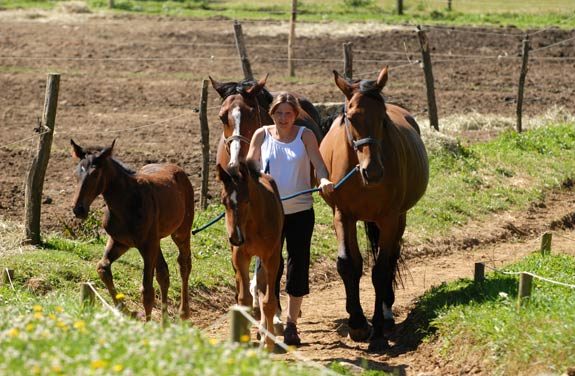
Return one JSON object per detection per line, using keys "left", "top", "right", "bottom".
{"left": 70, "top": 139, "right": 115, "bottom": 219}
{"left": 216, "top": 160, "right": 255, "bottom": 247}
{"left": 334, "top": 66, "right": 389, "bottom": 185}
{"left": 210, "top": 75, "right": 269, "bottom": 169}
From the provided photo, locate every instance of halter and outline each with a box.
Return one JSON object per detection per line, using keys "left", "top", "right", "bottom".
{"left": 342, "top": 104, "right": 381, "bottom": 152}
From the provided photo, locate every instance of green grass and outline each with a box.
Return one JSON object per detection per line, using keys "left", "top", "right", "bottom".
{"left": 1, "top": 0, "right": 575, "bottom": 28}
{"left": 409, "top": 123, "right": 575, "bottom": 242}
{"left": 414, "top": 252, "right": 575, "bottom": 374}
{"left": 0, "top": 289, "right": 337, "bottom": 375}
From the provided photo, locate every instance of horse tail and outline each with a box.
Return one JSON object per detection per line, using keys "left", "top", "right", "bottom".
{"left": 363, "top": 220, "right": 405, "bottom": 288}
{"left": 364, "top": 221, "right": 380, "bottom": 261}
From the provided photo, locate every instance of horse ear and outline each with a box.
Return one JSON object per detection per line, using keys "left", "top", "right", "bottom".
{"left": 209, "top": 76, "right": 226, "bottom": 98}
{"left": 376, "top": 66, "right": 389, "bottom": 91}
{"left": 333, "top": 70, "right": 353, "bottom": 100}
{"left": 96, "top": 141, "right": 115, "bottom": 162}
{"left": 246, "top": 74, "right": 268, "bottom": 95}
{"left": 70, "top": 139, "right": 85, "bottom": 159}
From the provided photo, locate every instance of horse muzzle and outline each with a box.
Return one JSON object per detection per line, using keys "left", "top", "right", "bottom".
{"left": 360, "top": 164, "right": 384, "bottom": 185}
{"left": 229, "top": 225, "right": 245, "bottom": 246}
{"left": 73, "top": 203, "right": 89, "bottom": 220}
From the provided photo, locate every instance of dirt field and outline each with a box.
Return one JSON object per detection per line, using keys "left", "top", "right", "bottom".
{"left": 1, "top": 7, "right": 575, "bottom": 374}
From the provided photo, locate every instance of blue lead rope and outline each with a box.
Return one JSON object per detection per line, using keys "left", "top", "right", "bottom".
{"left": 191, "top": 165, "right": 359, "bottom": 235}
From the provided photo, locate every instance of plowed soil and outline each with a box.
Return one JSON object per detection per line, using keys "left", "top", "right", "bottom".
{"left": 1, "top": 8, "right": 574, "bottom": 375}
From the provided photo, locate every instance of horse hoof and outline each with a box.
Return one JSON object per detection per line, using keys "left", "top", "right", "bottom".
{"left": 367, "top": 337, "right": 390, "bottom": 353}
{"left": 348, "top": 325, "right": 372, "bottom": 342}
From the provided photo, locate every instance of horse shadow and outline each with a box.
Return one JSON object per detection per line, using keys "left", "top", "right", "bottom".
{"left": 320, "top": 275, "right": 518, "bottom": 372}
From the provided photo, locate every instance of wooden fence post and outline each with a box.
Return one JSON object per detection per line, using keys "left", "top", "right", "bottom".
{"left": 343, "top": 42, "right": 353, "bottom": 80}
{"left": 229, "top": 305, "right": 251, "bottom": 343}
{"left": 474, "top": 262, "right": 485, "bottom": 283}
{"left": 287, "top": 0, "right": 297, "bottom": 77}
{"left": 108, "top": 0, "right": 114, "bottom": 8}
{"left": 199, "top": 79, "right": 210, "bottom": 210}
{"left": 397, "top": 0, "right": 403, "bottom": 15}
{"left": 24, "top": 73, "right": 60, "bottom": 245}
{"left": 3, "top": 269, "right": 14, "bottom": 286}
{"left": 540, "top": 232, "right": 552, "bottom": 255}
{"left": 416, "top": 26, "right": 439, "bottom": 131}
{"left": 518, "top": 272, "right": 533, "bottom": 305}
{"left": 447, "top": 0, "right": 452, "bottom": 11}
{"left": 80, "top": 283, "right": 95, "bottom": 306}
{"left": 516, "top": 35, "right": 530, "bottom": 133}
{"left": 233, "top": 21, "right": 253, "bottom": 81}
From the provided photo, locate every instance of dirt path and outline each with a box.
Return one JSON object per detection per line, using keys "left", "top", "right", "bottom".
{"left": 197, "top": 187, "right": 575, "bottom": 375}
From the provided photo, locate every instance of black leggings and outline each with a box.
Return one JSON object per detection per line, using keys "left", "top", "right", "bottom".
{"left": 276, "top": 208, "right": 315, "bottom": 299}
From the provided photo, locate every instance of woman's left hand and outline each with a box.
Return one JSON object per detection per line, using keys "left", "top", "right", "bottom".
{"left": 319, "top": 178, "right": 334, "bottom": 194}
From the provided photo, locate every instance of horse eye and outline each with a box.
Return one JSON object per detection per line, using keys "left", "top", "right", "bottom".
{"left": 220, "top": 114, "right": 228, "bottom": 125}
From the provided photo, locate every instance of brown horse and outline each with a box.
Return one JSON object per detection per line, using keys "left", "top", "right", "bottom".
{"left": 210, "top": 75, "right": 323, "bottom": 170}
{"left": 216, "top": 159, "right": 283, "bottom": 351}
{"left": 319, "top": 66, "right": 429, "bottom": 351}
{"left": 70, "top": 139, "right": 195, "bottom": 321}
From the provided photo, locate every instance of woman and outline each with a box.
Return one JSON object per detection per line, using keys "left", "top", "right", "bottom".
{"left": 247, "top": 92, "right": 334, "bottom": 346}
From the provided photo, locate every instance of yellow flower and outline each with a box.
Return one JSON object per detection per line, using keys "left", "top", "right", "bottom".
{"left": 115, "top": 293, "right": 125, "bottom": 301}
{"left": 48, "top": 313, "right": 56, "bottom": 320}
{"left": 73, "top": 320, "right": 86, "bottom": 331}
{"left": 26, "top": 323, "right": 35, "bottom": 332}
{"left": 55, "top": 306, "right": 64, "bottom": 313}
{"left": 91, "top": 359, "right": 108, "bottom": 369}
{"left": 31, "top": 365, "right": 41, "bottom": 375}
{"left": 246, "top": 349, "right": 257, "bottom": 358}
{"left": 98, "top": 338, "right": 106, "bottom": 345}
{"left": 56, "top": 321, "right": 69, "bottom": 331}
{"left": 113, "top": 364, "right": 124, "bottom": 372}
{"left": 34, "top": 312, "right": 43, "bottom": 320}
{"left": 7, "top": 328, "right": 20, "bottom": 338}
{"left": 208, "top": 338, "right": 219, "bottom": 346}
{"left": 33, "top": 305, "right": 43, "bottom": 313}
{"left": 239, "top": 334, "right": 250, "bottom": 343}
{"left": 51, "top": 365, "right": 62, "bottom": 374}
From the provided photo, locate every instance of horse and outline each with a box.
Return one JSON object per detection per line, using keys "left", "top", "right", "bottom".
{"left": 319, "top": 66, "right": 429, "bottom": 351}
{"left": 209, "top": 75, "right": 324, "bottom": 170}
{"left": 216, "top": 159, "right": 283, "bottom": 351}
{"left": 70, "top": 139, "right": 195, "bottom": 321}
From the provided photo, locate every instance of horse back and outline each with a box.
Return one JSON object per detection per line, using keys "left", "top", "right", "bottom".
{"left": 384, "top": 104, "right": 429, "bottom": 210}
{"left": 137, "top": 163, "right": 195, "bottom": 236}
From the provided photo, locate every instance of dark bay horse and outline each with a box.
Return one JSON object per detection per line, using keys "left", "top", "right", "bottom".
{"left": 210, "top": 75, "right": 324, "bottom": 170}
{"left": 319, "top": 66, "right": 429, "bottom": 351}
{"left": 70, "top": 139, "right": 195, "bottom": 321}
{"left": 216, "top": 160, "right": 283, "bottom": 351}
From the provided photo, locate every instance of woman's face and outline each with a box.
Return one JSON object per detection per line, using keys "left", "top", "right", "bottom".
{"left": 272, "top": 102, "right": 297, "bottom": 129}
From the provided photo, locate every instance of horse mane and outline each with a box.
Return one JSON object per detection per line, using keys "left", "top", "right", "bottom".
{"left": 217, "top": 79, "right": 273, "bottom": 106}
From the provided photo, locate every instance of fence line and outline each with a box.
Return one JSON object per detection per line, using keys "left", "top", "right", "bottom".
{"left": 484, "top": 263, "right": 575, "bottom": 289}
{"left": 531, "top": 35, "right": 575, "bottom": 53}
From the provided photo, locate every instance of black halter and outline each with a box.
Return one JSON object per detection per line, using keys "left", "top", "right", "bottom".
{"left": 342, "top": 105, "right": 381, "bottom": 152}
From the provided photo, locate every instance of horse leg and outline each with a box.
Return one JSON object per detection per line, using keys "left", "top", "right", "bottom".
{"left": 334, "top": 208, "right": 370, "bottom": 341}
{"left": 261, "top": 250, "right": 279, "bottom": 351}
{"left": 369, "top": 214, "right": 405, "bottom": 352}
{"left": 155, "top": 250, "right": 170, "bottom": 322}
{"left": 232, "top": 247, "right": 253, "bottom": 308}
{"left": 97, "top": 237, "right": 129, "bottom": 308}
{"left": 138, "top": 244, "right": 160, "bottom": 321}
{"left": 172, "top": 230, "right": 192, "bottom": 319}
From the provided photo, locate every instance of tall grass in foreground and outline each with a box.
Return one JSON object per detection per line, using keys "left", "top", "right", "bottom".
{"left": 416, "top": 252, "right": 575, "bottom": 375}
{"left": 0, "top": 288, "right": 335, "bottom": 375}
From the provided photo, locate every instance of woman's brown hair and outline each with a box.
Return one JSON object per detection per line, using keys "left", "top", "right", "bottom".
{"left": 269, "top": 92, "right": 302, "bottom": 118}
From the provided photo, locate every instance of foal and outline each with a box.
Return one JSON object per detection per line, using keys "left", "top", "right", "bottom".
{"left": 216, "top": 160, "right": 283, "bottom": 351}
{"left": 71, "top": 139, "right": 195, "bottom": 321}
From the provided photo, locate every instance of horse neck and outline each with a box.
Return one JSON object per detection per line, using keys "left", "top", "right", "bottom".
{"left": 101, "top": 159, "right": 136, "bottom": 210}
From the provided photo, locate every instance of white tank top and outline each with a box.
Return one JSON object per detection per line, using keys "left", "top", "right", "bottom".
{"left": 260, "top": 126, "right": 312, "bottom": 214}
